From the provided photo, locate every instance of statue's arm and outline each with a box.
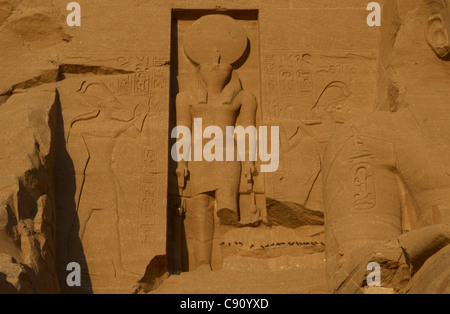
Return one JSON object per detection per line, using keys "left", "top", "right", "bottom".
{"left": 238, "top": 91, "right": 257, "bottom": 128}
{"left": 237, "top": 91, "right": 258, "bottom": 175}
{"left": 280, "top": 124, "right": 313, "bottom": 153}
{"left": 322, "top": 124, "right": 404, "bottom": 292}
{"left": 110, "top": 103, "right": 150, "bottom": 136}
{"left": 175, "top": 92, "right": 192, "bottom": 179}
{"left": 324, "top": 125, "right": 450, "bottom": 292}
{"left": 70, "top": 104, "right": 149, "bottom": 139}
{"left": 323, "top": 127, "right": 403, "bottom": 248}
{"left": 67, "top": 110, "right": 100, "bottom": 142}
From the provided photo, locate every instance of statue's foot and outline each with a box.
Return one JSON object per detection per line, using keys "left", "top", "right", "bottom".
{"left": 217, "top": 208, "right": 239, "bottom": 226}
{"left": 196, "top": 264, "right": 212, "bottom": 273}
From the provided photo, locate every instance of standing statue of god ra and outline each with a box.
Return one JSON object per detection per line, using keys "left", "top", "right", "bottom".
{"left": 173, "top": 15, "right": 259, "bottom": 271}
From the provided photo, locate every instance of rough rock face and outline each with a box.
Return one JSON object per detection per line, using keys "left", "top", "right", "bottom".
{"left": 0, "top": 0, "right": 449, "bottom": 295}
{"left": 0, "top": 87, "right": 59, "bottom": 293}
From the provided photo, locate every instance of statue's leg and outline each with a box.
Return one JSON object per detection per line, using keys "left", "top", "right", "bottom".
{"left": 216, "top": 186, "right": 239, "bottom": 226}
{"left": 188, "top": 193, "right": 215, "bottom": 271}
{"left": 111, "top": 202, "right": 124, "bottom": 278}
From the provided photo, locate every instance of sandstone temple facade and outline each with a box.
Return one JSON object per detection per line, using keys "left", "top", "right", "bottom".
{"left": 0, "top": 0, "right": 449, "bottom": 294}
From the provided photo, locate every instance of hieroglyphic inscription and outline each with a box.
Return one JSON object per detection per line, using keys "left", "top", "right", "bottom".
{"left": 138, "top": 147, "right": 158, "bottom": 244}
{"left": 116, "top": 56, "right": 168, "bottom": 114}
{"left": 59, "top": 52, "right": 169, "bottom": 291}
{"left": 263, "top": 51, "right": 377, "bottom": 206}
{"left": 347, "top": 127, "right": 376, "bottom": 211}
{"left": 272, "top": 172, "right": 287, "bottom": 199}
{"left": 263, "top": 51, "right": 376, "bottom": 122}
{"left": 109, "top": 54, "right": 169, "bottom": 244}
{"left": 349, "top": 127, "right": 369, "bottom": 158}
{"left": 352, "top": 162, "right": 376, "bottom": 210}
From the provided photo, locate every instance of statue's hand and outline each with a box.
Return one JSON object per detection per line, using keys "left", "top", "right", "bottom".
{"left": 134, "top": 103, "right": 150, "bottom": 118}
{"left": 337, "top": 239, "right": 409, "bottom": 294}
{"left": 132, "top": 103, "right": 150, "bottom": 132}
{"left": 176, "top": 165, "right": 189, "bottom": 190}
{"left": 243, "top": 163, "right": 258, "bottom": 186}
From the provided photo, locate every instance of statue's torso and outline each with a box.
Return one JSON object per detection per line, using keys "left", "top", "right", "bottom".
{"left": 191, "top": 101, "right": 241, "bottom": 132}
{"left": 187, "top": 96, "right": 244, "bottom": 196}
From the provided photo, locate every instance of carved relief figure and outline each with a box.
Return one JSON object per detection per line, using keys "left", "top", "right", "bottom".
{"left": 175, "top": 15, "right": 257, "bottom": 271}
{"left": 67, "top": 82, "right": 149, "bottom": 279}
{"left": 264, "top": 48, "right": 376, "bottom": 212}
{"left": 278, "top": 81, "right": 353, "bottom": 210}
{"left": 322, "top": 0, "right": 450, "bottom": 293}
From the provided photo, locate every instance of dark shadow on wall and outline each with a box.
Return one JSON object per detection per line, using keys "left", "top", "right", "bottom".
{"left": 167, "top": 12, "right": 190, "bottom": 275}
{"left": 134, "top": 255, "right": 170, "bottom": 294}
{"left": 266, "top": 198, "right": 324, "bottom": 229}
{"left": 54, "top": 90, "right": 93, "bottom": 294}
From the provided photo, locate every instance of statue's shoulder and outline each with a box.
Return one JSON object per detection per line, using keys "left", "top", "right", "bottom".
{"left": 237, "top": 90, "right": 255, "bottom": 98}
{"left": 235, "top": 90, "right": 256, "bottom": 102}
{"left": 234, "top": 90, "right": 256, "bottom": 106}
{"left": 176, "top": 91, "right": 195, "bottom": 105}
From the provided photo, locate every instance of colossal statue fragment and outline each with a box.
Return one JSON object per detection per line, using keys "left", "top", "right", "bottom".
{"left": 323, "top": 0, "right": 450, "bottom": 294}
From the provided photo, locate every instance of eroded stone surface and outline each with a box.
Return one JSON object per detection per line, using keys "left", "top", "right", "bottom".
{"left": 0, "top": 86, "right": 59, "bottom": 293}
{"left": 0, "top": 0, "right": 448, "bottom": 294}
